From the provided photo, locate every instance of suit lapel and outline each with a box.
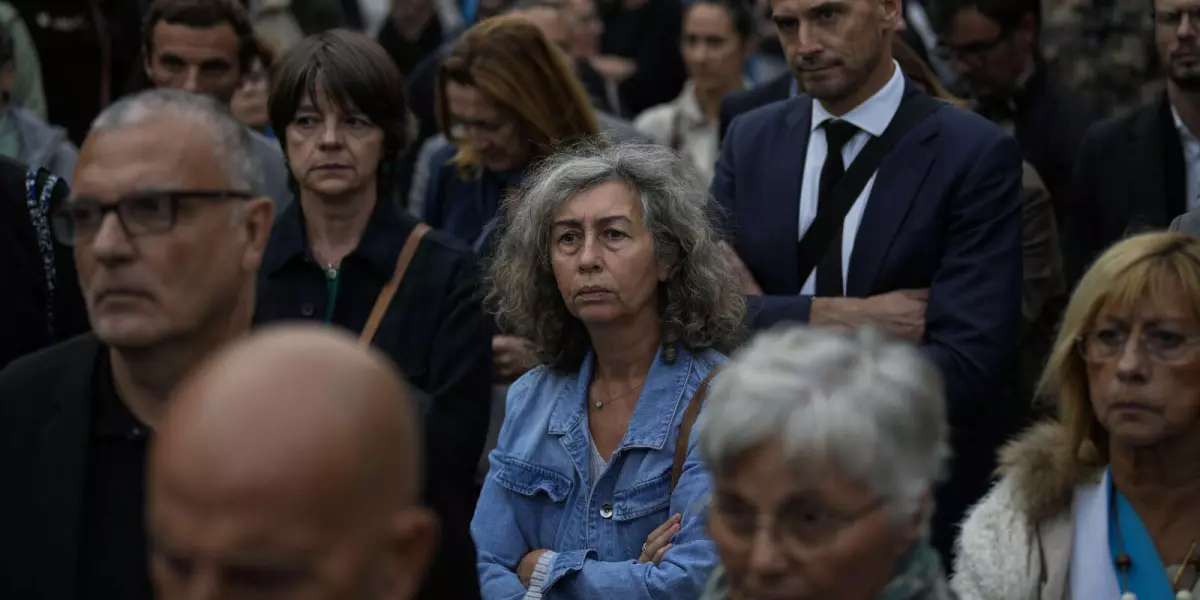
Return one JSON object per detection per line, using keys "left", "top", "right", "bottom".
{"left": 38, "top": 337, "right": 101, "bottom": 599}
{"left": 847, "top": 119, "right": 939, "bottom": 296}
{"left": 766, "top": 97, "right": 813, "bottom": 292}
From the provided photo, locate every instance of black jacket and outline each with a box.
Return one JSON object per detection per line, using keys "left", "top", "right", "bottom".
{"left": 256, "top": 197, "right": 489, "bottom": 600}
{"left": 0, "top": 335, "right": 114, "bottom": 599}
{"left": 982, "top": 66, "right": 1101, "bottom": 221}
{"left": 717, "top": 73, "right": 792, "bottom": 142}
{"left": 0, "top": 156, "right": 89, "bottom": 371}
{"left": 1066, "top": 92, "right": 1186, "bottom": 282}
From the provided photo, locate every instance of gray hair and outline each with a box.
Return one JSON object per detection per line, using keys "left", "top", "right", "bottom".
{"left": 487, "top": 141, "right": 745, "bottom": 371}
{"left": 701, "top": 326, "right": 949, "bottom": 525}
{"left": 90, "top": 88, "right": 264, "bottom": 193}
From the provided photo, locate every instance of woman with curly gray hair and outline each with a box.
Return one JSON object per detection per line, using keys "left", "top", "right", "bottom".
{"left": 471, "top": 142, "right": 745, "bottom": 599}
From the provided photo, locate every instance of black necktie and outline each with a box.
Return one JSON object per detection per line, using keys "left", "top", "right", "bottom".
{"left": 814, "top": 119, "right": 860, "bottom": 296}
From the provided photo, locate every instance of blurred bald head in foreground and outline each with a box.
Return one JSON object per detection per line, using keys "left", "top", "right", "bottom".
{"left": 147, "top": 325, "right": 437, "bottom": 600}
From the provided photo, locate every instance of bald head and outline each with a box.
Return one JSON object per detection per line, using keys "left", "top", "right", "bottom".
{"left": 148, "top": 326, "right": 435, "bottom": 600}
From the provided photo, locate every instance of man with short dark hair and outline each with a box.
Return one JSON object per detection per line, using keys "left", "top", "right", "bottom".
{"left": 1067, "top": 0, "right": 1200, "bottom": 280}
{"left": 0, "top": 88, "right": 275, "bottom": 600}
{"left": 142, "top": 0, "right": 293, "bottom": 212}
{"left": 712, "top": 0, "right": 1024, "bottom": 564}
{"left": 931, "top": 0, "right": 1098, "bottom": 219}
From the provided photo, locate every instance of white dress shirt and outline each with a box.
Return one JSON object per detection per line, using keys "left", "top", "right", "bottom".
{"left": 1171, "top": 104, "right": 1200, "bottom": 212}
{"left": 798, "top": 60, "right": 905, "bottom": 295}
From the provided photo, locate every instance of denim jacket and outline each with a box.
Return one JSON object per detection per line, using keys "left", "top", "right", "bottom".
{"left": 472, "top": 345, "right": 724, "bottom": 599}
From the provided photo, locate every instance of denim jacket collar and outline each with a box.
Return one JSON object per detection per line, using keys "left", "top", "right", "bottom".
{"left": 547, "top": 345, "right": 698, "bottom": 451}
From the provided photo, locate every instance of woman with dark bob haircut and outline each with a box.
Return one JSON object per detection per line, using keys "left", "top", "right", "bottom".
{"left": 254, "top": 29, "right": 491, "bottom": 600}
{"left": 472, "top": 141, "right": 745, "bottom": 599}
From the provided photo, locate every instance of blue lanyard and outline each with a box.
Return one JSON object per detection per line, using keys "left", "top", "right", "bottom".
{"left": 1108, "top": 470, "right": 1175, "bottom": 599}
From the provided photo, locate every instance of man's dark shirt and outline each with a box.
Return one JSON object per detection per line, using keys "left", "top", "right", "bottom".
{"left": 78, "top": 350, "right": 153, "bottom": 600}
{"left": 975, "top": 64, "right": 1101, "bottom": 221}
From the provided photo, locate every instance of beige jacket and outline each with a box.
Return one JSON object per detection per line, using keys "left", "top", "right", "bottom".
{"left": 951, "top": 422, "right": 1093, "bottom": 600}
{"left": 952, "top": 422, "right": 1200, "bottom": 600}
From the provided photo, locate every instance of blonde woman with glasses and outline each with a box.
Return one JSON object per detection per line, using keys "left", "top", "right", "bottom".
{"left": 953, "top": 232, "right": 1200, "bottom": 600}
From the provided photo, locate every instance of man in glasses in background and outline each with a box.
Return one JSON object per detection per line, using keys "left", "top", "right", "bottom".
{"left": 0, "top": 87, "right": 274, "bottom": 600}
{"left": 1067, "top": 0, "right": 1200, "bottom": 283}
{"left": 930, "top": 0, "right": 1097, "bottom": 222}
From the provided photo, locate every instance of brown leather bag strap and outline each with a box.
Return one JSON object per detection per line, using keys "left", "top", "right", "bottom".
{"left": 359, "top": 223, "right": 431, "bottom": 346}
{"left": 671, "top": 369, "right": 718, "bottom": 493}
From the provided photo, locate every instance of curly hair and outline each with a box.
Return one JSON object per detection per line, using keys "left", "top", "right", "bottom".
{"left": 487, "top": 142, "right": 746, "bottom": 372}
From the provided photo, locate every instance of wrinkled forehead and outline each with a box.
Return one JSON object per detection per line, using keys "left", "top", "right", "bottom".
{"left": 73, "top": 117, "right": 231, "bottom": 199}
{"left": 151, "top": 21, "right": 240, "bottom": 61}
{"left": 1156, "top": 0, "right": 1200, "bottom": 13}
{"left": 148, "top": 483, "right": 358, "bottom": 568}
{"left": 552, "top": 180, "right": 646, "bottom": 224}
{"left": 770, "top": 0, "right": 864, "bottom": 18}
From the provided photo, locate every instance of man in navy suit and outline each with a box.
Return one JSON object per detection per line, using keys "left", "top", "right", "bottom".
{"left": 711, "top": 0, "right": 1024, "bottom": 563}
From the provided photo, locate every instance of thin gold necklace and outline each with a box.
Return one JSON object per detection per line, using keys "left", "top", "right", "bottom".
{"left": 590, "top": 382, "right": 642, "bottom": 410}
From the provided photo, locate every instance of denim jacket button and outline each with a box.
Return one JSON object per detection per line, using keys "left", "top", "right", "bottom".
{"left": 600, "top": 504, "right": 613, "bottom": 519}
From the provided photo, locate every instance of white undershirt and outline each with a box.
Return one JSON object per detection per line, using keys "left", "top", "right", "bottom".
{"left": 1171, "top": 104, "right": 1200, "bottom": 212}
{"left": 797, "top": 60, "right": 906, "bottom": 295}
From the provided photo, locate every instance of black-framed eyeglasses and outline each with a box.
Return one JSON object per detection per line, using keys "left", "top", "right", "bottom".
{"left": 52, "top": 189, "right": 255, "bottom": 247}
{"left": 935, "top": 29, "right": 1013, "bottom": 63}
{"left": 710, "top": 494, "right": 885, "bottom": 555}
{"left": 1076, "top": 327, "right": 1200, "bottom": 365}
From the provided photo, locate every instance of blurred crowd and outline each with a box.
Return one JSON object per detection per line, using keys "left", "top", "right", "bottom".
{"left": 1, "top": 0, "right": 1199, "bottom": 599}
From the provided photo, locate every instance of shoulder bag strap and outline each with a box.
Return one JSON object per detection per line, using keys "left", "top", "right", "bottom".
{"left": 794, "top": 92, "right": 943, "bottom": 287}
{"left": 25, "top": 169, "right": 60, "bottom": 342}
{"left": 671, "top": 369, "right": 718, "bottom": 493}
{"left": 359, "top": 223, "right": 432, "bottom": 346}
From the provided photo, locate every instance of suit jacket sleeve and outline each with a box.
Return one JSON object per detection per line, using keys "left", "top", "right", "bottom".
{"left": 718, "top": 97, "right": 737, "bottom": 144}
{"left": 923, "top": 135, "right": 1023, "bottom": 425}
{"left": 711, "top": 113, "right": 739, "bottom": 235}
{"left": 710, "top": 114, "right": 817, "bottom": 328}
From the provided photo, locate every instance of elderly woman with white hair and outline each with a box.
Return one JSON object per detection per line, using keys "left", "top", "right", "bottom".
{"left": 700, "top": 325, "right": 953, "bottom": 600}
{"left": 471, "top": 142, "right": 745, "bottom": 599}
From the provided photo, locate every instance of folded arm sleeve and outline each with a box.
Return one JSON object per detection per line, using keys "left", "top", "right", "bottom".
{"left": 920, "top": 135, "right": 1024, "bottom": 427}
